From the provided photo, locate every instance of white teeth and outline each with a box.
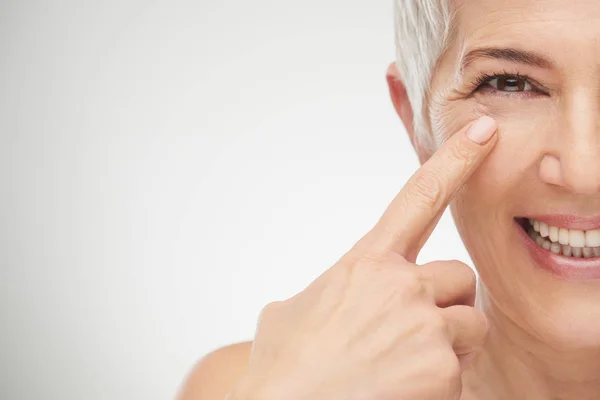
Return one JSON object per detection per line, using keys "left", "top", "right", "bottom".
{"left": 559, "top": 228, "right": 570, "bottom": 245}
{"left": 527, "top": 227, "right": 600, "bottom": 258}
{"left": 549, "top": 226, "right": 559, "bottom": 242}
{"left": 540, "top": 222, "right": 549, "bottom": 237}
{"left": 570, "top": 230, "right": 586, "bottom": 248}
{"left": 528, "top": 219, "right": 596, "bottom": 248}
{"left": 585, "top": 230, "right": 600, "bottom": 247}
{"left": 535, "top": 235, "right": 545, "bottom": 246}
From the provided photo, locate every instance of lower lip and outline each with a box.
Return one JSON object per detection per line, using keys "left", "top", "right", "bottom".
{"left": 515, "top": 220, "right": 600, "bottom": 280}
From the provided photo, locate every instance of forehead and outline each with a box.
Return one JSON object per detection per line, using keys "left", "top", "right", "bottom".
{"left": 452, "top": 0, "right": 600, "bottom": 52}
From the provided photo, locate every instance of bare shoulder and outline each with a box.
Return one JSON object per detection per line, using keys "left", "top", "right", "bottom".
{"left": 177, "top": 342, "right": 253, "bottom": 400}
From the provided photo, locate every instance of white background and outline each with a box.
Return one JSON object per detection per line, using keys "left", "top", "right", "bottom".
{"left": 0, "top": 1, "right": 470, "bottom": 399}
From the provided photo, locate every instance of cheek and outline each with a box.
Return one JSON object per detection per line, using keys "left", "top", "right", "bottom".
{"left": 430, "top": 97, "right": 561, "bottom": 183}
{"left": 443, "top": 98, "right": 560, "bottom": 286}
{"left": 441, "top": 98, "right": 558, "bottom": 215}
{"left": 429, "top": 93, "right": 496, "bottom": 144}
{"left": 430, "top": 94, "right": 564, "bottom": 227}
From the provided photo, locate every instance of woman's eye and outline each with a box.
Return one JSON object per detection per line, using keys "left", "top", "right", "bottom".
{"left": 486, "top": 76, "right": 533, "bottom": 92}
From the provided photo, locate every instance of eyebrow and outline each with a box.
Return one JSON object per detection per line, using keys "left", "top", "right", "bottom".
{"left": 461, "top": 47, "right": 555, "bottom": 72}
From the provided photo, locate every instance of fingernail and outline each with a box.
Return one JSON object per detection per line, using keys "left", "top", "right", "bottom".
{"left": 466, "top": 116, "right": 497, "bottom": 145}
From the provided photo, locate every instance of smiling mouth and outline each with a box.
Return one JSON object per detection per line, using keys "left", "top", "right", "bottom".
{"left": 518, "top": 218, "right": 600, "bottom": 258}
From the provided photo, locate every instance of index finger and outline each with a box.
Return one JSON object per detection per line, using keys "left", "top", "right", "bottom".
{"left": 368, "top": 116, "right": 498, "bottom": 260}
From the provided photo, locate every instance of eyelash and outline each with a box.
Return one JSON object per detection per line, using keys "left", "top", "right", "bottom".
{"left": 470, "top": 71, "right": 544, "bottom": 97}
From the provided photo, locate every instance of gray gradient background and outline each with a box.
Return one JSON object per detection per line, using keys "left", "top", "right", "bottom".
{"left": 0, "top": 1, "right": 469, "bottom": 399}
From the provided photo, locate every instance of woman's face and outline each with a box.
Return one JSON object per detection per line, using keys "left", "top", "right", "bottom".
{"left": 427, "top": 0, "right": 600, "bottom": 348}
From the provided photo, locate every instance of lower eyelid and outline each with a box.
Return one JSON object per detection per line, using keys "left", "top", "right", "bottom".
{"left": 477, "top": 85, "right": 546, "bottom": 99}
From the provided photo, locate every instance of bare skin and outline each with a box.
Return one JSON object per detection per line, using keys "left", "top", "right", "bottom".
{"left": 180, "top": 1, "right": 600, "bottom": 399}
{"left": 177, "top": 343, "right": 252, "bottom": 400}
{"left": 178, "top": 113, "right": 498, "bottom": 400}
{"left": 428, "top": 1, "right": 600, "bottom": 398}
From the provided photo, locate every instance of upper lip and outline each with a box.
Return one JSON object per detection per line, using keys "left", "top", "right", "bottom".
{"left": 522, "top": 214, "right": 600, "bottom": 231}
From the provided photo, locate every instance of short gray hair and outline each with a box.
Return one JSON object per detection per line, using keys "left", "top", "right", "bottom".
{"left": 394, "top": 0, "right": 454, "bottom": 150}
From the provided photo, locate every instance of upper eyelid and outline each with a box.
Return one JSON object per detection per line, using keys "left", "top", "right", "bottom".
{"left": 461, "top": 60, "right": 550, "bottom": 87}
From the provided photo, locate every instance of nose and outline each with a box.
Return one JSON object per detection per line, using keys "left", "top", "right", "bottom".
{"left": 551, "top": 93, "right": 600, "bottom": 194}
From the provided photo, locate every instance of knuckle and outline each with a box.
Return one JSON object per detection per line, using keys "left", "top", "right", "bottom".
{"left": 346, "top": 254, "right": 429, "bottom": 301}
{"left": 374, "top": 251, "right": 408, "bottom": 269}
{"left": 393, "top": 268, "right": 427, "bottom": 298}
{"left": 340, "top": 252, "right": 383, "bottom": 279}
{"left": 429, "top": 311, "right": 448, "bottom": 332}
{"left": 409, "top": 171, "right": 446, "bottom": 209}
{"left": 441, "top": 260, "right": 477, "bottom": 290}
{"left": 466, "top": 270, "right": 477, "bottom": 293}
{"left": 420, "top": 310, "right": 447, "bottom": 338}
{"left": 350, "top": 249, "right": 406, "bottom": 275}
{"left": 449, "top": 259, "right": 474, "bottom": 273}
{"left": 357, "top": 250, "right": 395, "bottom": 266}
{"left": 452, "top": 260, "right": 477, "bottom": 286}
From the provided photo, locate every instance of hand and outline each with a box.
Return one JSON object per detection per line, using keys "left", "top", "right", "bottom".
{"left": 231, "top": 116, "right": 498, "bottom": 400}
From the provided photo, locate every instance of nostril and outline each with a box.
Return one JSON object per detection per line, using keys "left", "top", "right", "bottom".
{"left": 538, "top": 155, "right": 563, "bottom": 186}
